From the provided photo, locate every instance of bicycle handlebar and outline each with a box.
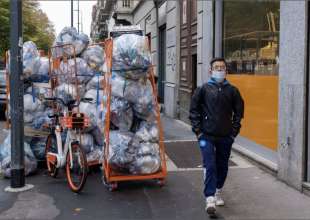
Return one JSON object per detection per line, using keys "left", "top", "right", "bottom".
{"left": 44, "top": 97, "right": 94, "bottom": 108}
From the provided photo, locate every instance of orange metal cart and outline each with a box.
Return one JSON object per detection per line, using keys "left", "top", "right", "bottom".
{"left": 101, "top": 38, "right": 167, "bottom": 191}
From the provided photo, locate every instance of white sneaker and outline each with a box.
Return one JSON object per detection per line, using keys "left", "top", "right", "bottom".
{"left": 215, "top": 189, "right": 225, "bottom": 206}
{"left": 205, "top": 196, "right": 216, "bottom": 216}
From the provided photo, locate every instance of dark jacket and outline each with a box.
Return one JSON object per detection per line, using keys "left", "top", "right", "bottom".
{"left": 189, "top": 78, "right": 244, "bottom": 139}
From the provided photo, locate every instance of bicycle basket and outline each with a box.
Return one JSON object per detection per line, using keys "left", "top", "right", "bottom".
{"left": 61, "top": 113, "right": 90, "bottom": 130}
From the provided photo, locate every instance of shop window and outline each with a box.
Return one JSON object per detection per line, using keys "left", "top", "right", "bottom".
{"left": 122, "top": 0, "right": 131, "bottom": 8}
{"left": 223, "top": 1, "right": 280, "bottom": 75}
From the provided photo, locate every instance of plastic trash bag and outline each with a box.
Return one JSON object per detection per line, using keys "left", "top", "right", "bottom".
{"left": 135, "top": 121, "right": 159, "bottom": 143}
{"left": 24, "top": 94, "right": 44, "bottom": 113}
{"left": 57, "top": 58, "right": 94, "bottom": 84}
{"left": 0, "top": 131, "right": 37, "bottom": 178}
{"left": 52, "top": 27, "right": 89, "bottom": 57}
{"left": 28, "top": 109, "right": 53, "bottom": 131}
{"left": 112, "top": 34, "right": 151, "bottom": 79}
{"left": 124, "top": 78, "right": 157, "bottom": 120}
{"left": 108, "top": 131, "right": 136, "bottom": 171}
{"left": 25, "top": 85, "right": 51, "bottom": 101}
{"left": 29, "top": 137, "right": 47, "bottom": 160}
{"left": 80, "top": 134, "right": 94, "bottom": 154}
{"left": 114, "top": 69, "right": 149, "bottom": 81}
{"left": 28, "top": 57, "right": 50, "bottom": 83}
{"left": 55, "top": 83, "right": 78, "bottom": 104}
{"left": 110, "top": 96, "right": 133, "bottom": 131}
{"left": 86, "top": 75, "right": 105, "bottom": 91}
{"left": 23, "top": 41, "right": 41, "bottom": 78}
{"left": 78, "top": 91, "right": 102, "bottom": 131}
{"left": 90, "top": 126, "right": 104, "bottom": 146}
{"left": 87, "top": 146, "right": 103, "bottom": 163}
{"left": 111, "top": 72, "right": 126, "bottom": 98}
{"left": 82, "top": 45, "right": 105, "bottom": 72}
{"left": 129, "top": 155, "right": 160, "bottom": 175}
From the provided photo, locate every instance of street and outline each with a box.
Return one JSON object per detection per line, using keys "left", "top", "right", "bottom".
{"left": 1, "top": 117, "right": 310, "bottom": 220}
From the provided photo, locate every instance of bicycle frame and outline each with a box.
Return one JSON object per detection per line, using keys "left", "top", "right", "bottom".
{"left": 51, "top": 125, "right": 77, "bottom": 169}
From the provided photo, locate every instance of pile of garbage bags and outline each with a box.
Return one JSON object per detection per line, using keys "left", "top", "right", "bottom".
{"left": 50, "top": 27, "right": 104, "bottom": 163}
{"left": 2, "top": 27, "right": 106, "bottom": 178}
{"left": 2, "top": 29, "right": 162, "bottom": 177}
{"left": 0, "top": 131, "right": 37, "bottom": 178}
{"left": 101, "top": 34, "right": 161, "bottom": 175}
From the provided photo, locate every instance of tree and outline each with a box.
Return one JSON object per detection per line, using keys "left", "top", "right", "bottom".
{"left": 0, "top": 0, "right": 56, "bottom": 59}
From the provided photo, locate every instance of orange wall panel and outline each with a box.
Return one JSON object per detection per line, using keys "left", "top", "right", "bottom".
{"left": 227, "top": 75, "right": 278, "bottom": 151}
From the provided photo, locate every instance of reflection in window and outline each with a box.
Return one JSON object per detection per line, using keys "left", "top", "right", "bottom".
{"left": 223, "top": 1, "right": 280, "bottom": 75}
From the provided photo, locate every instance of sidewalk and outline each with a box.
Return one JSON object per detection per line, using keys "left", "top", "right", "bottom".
{"left": 0, "top": 118, "right": 310, "bottom": 219}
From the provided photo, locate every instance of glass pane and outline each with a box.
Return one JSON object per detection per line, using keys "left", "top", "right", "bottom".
{"left": 223, "top": 1, "right": 280, "bottom": 75}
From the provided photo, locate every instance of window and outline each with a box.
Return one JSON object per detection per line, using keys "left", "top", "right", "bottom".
{"left": 223, "top": 1, "right": 280, "bottom": 75}
{"left": 122, "top": 0, "right": 131, "bottom": 8}
{"left": 182, "top": 0, "right": 187, "bottom": 24}
{"left": 191, "top": 0, "right": 197, "bottom": 22}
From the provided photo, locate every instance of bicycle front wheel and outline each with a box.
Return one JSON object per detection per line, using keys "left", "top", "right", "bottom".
{"left": 45, "top": 134, "right": 58, "bottom": 178}
{"left": 66, "top": 143, "right": 88, "bottom": 193}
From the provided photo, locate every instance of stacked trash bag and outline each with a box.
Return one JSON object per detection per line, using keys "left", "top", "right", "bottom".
{"left": 101, "top": 33, "right": 162, "bottom": 175}
{"left": 0, "top": 27, "right": 104, "bottom": 177}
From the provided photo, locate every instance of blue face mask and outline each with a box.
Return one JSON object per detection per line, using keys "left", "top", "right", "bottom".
{"left": 211, "top": 70, "right": 226, "bottom": 83}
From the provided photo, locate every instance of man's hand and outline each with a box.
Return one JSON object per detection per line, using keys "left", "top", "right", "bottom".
{"left": 197, "top": 133, "right": 204, "bottom": 140}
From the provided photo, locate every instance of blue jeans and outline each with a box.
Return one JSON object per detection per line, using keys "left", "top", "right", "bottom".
{"left": 199, "top": 136, "right": 234, "bottom": 197}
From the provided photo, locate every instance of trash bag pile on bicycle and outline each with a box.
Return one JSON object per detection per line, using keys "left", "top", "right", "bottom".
{"left": 0, "top": 27, "right": 104, "bottom": 177}
{"left": 98, "top": 34, "right": 162, "bottom": 175}
{"left": 49, "top": 27, "right": 105, "bottom": 163}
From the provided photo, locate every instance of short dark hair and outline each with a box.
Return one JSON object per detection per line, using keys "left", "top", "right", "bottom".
{"left": 210, "top": 57, "right": 227, "bottom": 68}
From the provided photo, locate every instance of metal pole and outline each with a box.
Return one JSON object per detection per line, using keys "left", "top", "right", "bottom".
{"left": 77, "top": 0, "right": 80, "bottom": 33}
{"left": 71, "top": 0, "right": 74, "bottom": 27}
{"left": 214, "top": 0, "right": 223, "bottom": 57}
{"left": 81, "top": 11, "right": 83, "bottom": 33}
{"left": 10, "top": 0, "right": 25, "bottom": 188}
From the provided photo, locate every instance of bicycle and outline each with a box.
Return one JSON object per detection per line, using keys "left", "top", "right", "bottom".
{"left": 45, "top": 97, "right": 93, "bottom": 193}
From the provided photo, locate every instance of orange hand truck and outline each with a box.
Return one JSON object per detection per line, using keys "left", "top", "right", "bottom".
{"left": 101, "top": 38, "right": 167, "bottom": 191}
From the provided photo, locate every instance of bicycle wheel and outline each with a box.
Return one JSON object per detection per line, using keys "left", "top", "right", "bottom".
{"left": 66, "top": 143, "right": 88, "bottom": 193}
{"left": 45, "top": 134, "right": 58, "bottom": 178}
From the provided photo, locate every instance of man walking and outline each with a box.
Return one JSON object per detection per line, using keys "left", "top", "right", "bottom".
{"left": 189, "top": 57, "right": 244, "bottom": 215}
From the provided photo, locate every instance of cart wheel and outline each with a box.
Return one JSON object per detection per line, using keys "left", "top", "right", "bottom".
{"left": 102, "top": 175, "right": 118, "bottom": 191}
{"left": 109, "top": 182, "right": 118, "bottom": 192}
{"left": 156, "top": 179, "right": 165, "bottom": 187}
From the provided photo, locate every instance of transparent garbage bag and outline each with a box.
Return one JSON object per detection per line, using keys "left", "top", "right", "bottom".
{"left": 82, "top": 45, "right": 105, "bottom": 72}
{"left": 111, "top": 72, "right": 126, "bottom": 98}
{"left": 0, "top": 131, "right": 37, "bottom": 178}
{"left": 22, "top": 41, "right": 41, "bottom": 78}
{"left": 52, "top": 27, "right": 89, "bottom": 57}
{"left": 129, "top": 155, "right": 161, "bottom": 175}
{"left": 108, "top": 131, "right": 136, "bottom": 171}
{"left": 110, "top": 96, "right": 133, "bottom": 131}
{"left": 29, "top": 137, "right": 47, "bottom": 160}
{"left": 24, "top": 94, "right": 44, "bottom": 113}
{"left": 86, "top": 75, "right": 105, "bottom": 91}
{"left": 135, "top": 121, "right": 159, "bottom": 143}
{"left": 57, "top": 58, "right": 94, "bottom": 85}
{"left": 124, "top": 78, "right": 157, "bottom": 121}
{"left": 90, "top": 126, "right": 104, "bottom": 147}
{"left": 55, "top": 83, "right": 78, "bottom": 104}
{"left": 86, "top": 146, "right": 103, "bottom": 163}
{"left": 79, "top": 133, "right": 94, "bottom": 154}
{"left": 112, "top": 34, "right": 151, "bottom": 79}
{"left": 28, "top": 57, "right": 50, "bottom": 83}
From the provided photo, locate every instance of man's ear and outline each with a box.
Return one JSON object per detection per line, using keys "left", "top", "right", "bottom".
{"left": 209, "top": 68, "right": 212, "bottom": 74}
